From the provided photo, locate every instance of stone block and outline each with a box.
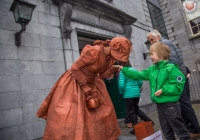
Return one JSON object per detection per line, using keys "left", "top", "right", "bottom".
{"left": 172, "top": 40, "right": 179, "bottom": 45}
{"left": 166, "top": 24, "right": 172, "bottom": 30}
{"left": 0, "top": 90, "right": 45, "bottom": 110}
{"left": 195, "top": 42, "right": 200, "bottom": 49}
{"left": 0, "top": 91, "right": 22, "bottom": 110}
{"left": 0, "top": 15, "right": 20, "bottom": 31}
{"left": 0, "top": 44, "right": 18, "bottom": 59}
{"left": 0, "top": 1, "right": 13, "bottom": 17}
{"left": 0, "top": 120, "right": 46, "bottom": 140}
{"left": 42, "top": 49, "right": 64, "bottom": 62}
{"left": 28, "top": 0, "right": 49, "bottom": 14}
{"left": 45, "top": 25, "right": 61, "bottom": 38}
{"left": 20, "top": 75, "right": 44, "bottom": 91}
{"left": 43, "top": 61, "right": 65, "bottom": 74}
{"left": 168, "top": 32, "right": 176, "bottom": 38}
{"left": 20, "top": 33, "right": 40, "bottom": 47}
{"left": 100, "top": 18, "right": 123, "bottom": 33}
{"left": 20, "top": 90, "right": 45, "bottom": 107}
{"left": 0, "top": 108, "right": 23, "bottom": 128}
{"left": 181, "top": 45, "right": 189, "bottom": 51}
{"left": 164, "top": 15, "right": 172, "bottom": 22}
{"left": 0, "top": 29, "right": 15, "bottom": 45}
{"left": 43, "top": 74, "right": 60, "bottom": 89}
{"left": 50, "top": 4, "right": 59, "bottom": 16}
{"left": 19, "top": 61, "right": 43, "bottom": 75}
{"left": 176, "top": 28, "right": 186, "bottom": 35}
{"left": 18, "top": 47, "right": 43, "bottom": 61}
{"left": 72, "top": 9, "right": 99, "bottom": 26}
{"left": 40, "top": 35, "right": 62, "bottom": 50}
{"left": 26, "top": 22, "right": 61, "bottom": 38}
{"left": 162, "top": 7, "right": 170, "bottom": 14}
{"left": 39, "top": 12, "right": 60, "bottom": 26}
{"left": 23, "top": 105, "right": 41, "bottom": 123}
{"left": 160, "top": 0, "right": 168, "bottom": 6}
{"left": 0, "top": 60, "right": 20, "bottom": 75}
{"left": 31, "top": 11, "right": 39, "bottom": 23}
{"left": 0, "top": 76, "right": 20, "bottom": 92}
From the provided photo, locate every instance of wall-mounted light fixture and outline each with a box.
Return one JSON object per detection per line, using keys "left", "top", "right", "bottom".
{"left": 9, "top": 0, "right": 36, "bottom": 47}
{"left": 143, "top": 40, "right": 151, "bottom": 60}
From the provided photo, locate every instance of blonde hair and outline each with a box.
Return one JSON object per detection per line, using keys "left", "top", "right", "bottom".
{"left": 149, "top": 42, "right": 170, "bottom": 60}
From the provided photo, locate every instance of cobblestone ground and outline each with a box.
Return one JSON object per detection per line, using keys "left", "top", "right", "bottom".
{"left": 119, "top": 102, "right": 200, "bottom": 140}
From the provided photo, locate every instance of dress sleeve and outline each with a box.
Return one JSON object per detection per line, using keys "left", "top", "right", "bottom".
{"left": 71, "top": 45, "right": 99, "bottom": 93}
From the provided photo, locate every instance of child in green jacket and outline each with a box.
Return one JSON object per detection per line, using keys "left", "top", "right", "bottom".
{"left": 114, "top": 42, "right": 190, "bottom": 140}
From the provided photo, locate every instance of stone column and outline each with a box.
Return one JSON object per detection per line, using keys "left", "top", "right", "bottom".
{"left": 55, "top": 1, "right": 73, "bottom": 70}
{"left": 124, "top": 25, "right": 132, "bottom": 40}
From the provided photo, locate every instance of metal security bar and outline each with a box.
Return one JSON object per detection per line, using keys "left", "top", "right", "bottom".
{"left": 189, "top": 71, "right": 200, "bottom": 100}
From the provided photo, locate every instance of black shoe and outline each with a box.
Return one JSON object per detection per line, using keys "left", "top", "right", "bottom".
{"left": 129, "top": 130, "right": 135, "bottom": 135}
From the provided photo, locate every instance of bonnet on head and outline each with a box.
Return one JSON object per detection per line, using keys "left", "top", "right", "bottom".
{"left": 110, "top": 37, "right": 132, "bottom": 62}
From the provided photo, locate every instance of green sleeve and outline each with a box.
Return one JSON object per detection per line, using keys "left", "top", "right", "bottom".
{"left": 122, "top": 67, "right": 150, "bottom": 80}
{"left": 161, "top": 67, "right": 186, "bottom": 95}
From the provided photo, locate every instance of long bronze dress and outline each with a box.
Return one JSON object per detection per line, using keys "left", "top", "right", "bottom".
{"left": 36, "top": 44, "right": 121, "bottom": 140}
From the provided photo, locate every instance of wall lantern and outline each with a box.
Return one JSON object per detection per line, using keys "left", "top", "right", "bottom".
{"left": 9, "top": 0, "right": 36, "bottom": 47}
{"left": 143, "top": 40, "right": 151, "bottom": 60}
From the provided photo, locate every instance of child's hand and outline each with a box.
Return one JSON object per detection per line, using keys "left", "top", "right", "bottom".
{"left": 112, "top": 65, "right": 123, "bottom": 70}
{"left": 154, "top": 89, "right": 162, "bottom": 96}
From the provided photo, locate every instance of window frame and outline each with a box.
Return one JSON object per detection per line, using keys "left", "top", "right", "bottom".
{"left": 146, "top": 0, "right": 169, "bottom": 39}
{"left": 180, "top": 0, "right": 200, "bottom": 39}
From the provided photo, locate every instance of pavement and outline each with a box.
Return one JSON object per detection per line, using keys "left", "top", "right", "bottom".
{"left": 117, "top": 102, "right": 200, "bottom": 140}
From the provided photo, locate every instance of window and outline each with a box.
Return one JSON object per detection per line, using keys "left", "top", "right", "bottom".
{"left": 77, "top": 31, "right": 111, "bottom": 54}
{"left": 147, "top": 0, "right": 169, "bottom": 39}
{"left": 184, "top": 1, "right": 200, "bottom": 36}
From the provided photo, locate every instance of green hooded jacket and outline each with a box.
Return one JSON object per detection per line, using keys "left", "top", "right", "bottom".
{"left": 122, "top": 60, "right": 186, "bottom": 104}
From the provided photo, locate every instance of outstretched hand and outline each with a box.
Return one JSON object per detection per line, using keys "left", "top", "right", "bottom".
{"left": 112, "top": 65, "right": 123, "bottom": 70}
{"left": 154, "top": 89, "right": 162, "bottom": 96}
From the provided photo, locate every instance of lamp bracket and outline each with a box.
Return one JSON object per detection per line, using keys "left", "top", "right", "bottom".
{"left": 15, "top": 23, "right": 26, "bottom": 47}
{"left": 143, "top": 52, "right": 149, "bottom": 60}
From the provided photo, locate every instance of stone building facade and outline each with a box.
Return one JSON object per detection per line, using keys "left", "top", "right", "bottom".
{"left": 0, "top": 0, "right": 199, "bottom": 139}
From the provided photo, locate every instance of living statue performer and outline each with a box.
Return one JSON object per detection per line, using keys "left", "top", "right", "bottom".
{"left": 36, "top": 37, "right": 132, "bottom": 140}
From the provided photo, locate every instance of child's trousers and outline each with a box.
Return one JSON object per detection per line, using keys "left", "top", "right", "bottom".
{"left": 157, "top": 102, "right": 190, "bottom": 140}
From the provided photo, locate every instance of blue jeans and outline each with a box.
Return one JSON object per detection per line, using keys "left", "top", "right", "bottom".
{"left": 157, "top": 102, "right": 190, "bottom": 140}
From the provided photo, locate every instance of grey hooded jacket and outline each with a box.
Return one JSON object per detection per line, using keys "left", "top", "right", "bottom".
{"left": 160, "top": 38, "right": 187, "bottom": 75}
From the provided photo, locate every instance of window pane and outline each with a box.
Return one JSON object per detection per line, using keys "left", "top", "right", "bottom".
{"left": 192, "top": 26, "right": 199, "bottom": 34}
{"left": 197, "top": 17, "right": 200, "bottom": 25}
{"left": 190, "top": 20, "right": 197, "bottom": 27}
{"left": 147, "top": 1, "right": 169, "bottom": 39}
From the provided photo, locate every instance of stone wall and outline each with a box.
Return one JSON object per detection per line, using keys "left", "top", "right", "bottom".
{"left": 0, "top": 0, "right": 65, "bottom": 139}
{"left": 158, "top": 0, "right": 200, "bottom": 71}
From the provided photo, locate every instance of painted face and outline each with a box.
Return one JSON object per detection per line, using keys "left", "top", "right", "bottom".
{"left": 147, "top": 34, "right": 160, "bottom": 44}
{"left": 149, "top": 51, "right": 161, "bottom": 63}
